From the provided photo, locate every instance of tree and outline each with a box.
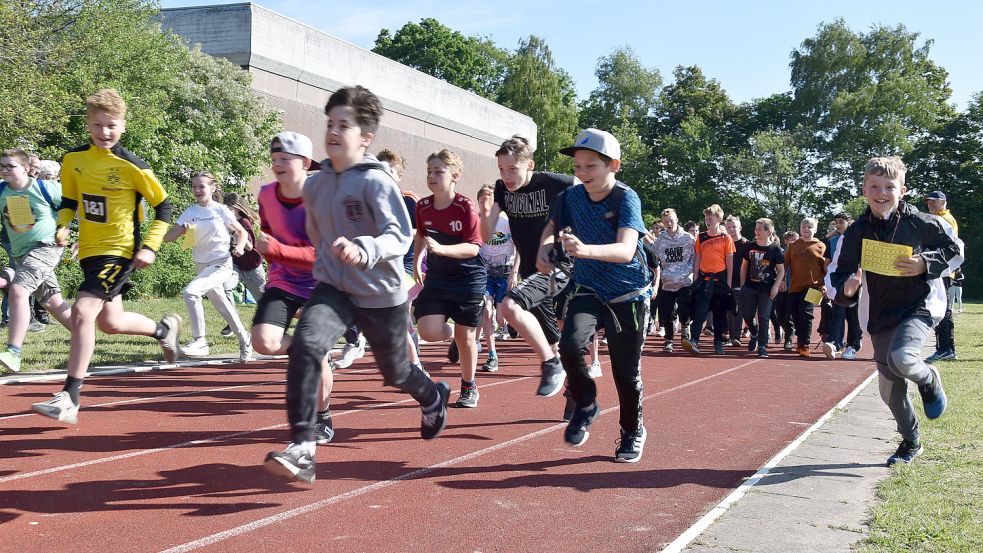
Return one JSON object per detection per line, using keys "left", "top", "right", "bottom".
{"left": 373, "top": 18, "right": 510, "bottom": 99}
{"left": 497, "top": 35, "right": 578, "bottom": 172}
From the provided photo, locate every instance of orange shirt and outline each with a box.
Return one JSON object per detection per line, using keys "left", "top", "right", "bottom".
{"left": 695, "top": 231, "right": 735, "bottom": 274}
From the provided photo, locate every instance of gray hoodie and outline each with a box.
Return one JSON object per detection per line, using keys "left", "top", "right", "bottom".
{"left": 303, "top": 153, "right": 412, "bottom": 308}
{"left": 653, "top": 227, "right": 696, "bottom": 291}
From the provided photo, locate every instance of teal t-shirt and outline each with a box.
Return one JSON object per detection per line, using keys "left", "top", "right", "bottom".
{"left": 0, "top": 178, "right": 62, "bottom": 258}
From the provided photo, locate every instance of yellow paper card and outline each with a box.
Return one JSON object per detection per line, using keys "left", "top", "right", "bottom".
{"left": 6, "top": 195, "right": 35, "bottom": 227}
{"left": 860, "top": 239, "right": 913, "bottom": 277}
{"left": 181, "top": 225, "right": 197, "bottom": 250}
{"left": 805, "top": 287, "right": 824, "bottom": 305}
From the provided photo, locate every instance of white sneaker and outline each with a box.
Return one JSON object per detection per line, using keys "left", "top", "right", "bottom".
{"left": 334, "top": 335, "right": 366, "bottom": 369}
{"left": 31, "top": 391, "right": 79, "bottom": 424}
{"left": 476, "top": 340, "right": 483, "bottom": 354}
{"left": 181, "top": 338, "right": 210, "bottom": 357}
{"left": 656, "top": 327, "right": 665, "bottom": 338}
{"left": 822, "top": 342, "right": 839, "bottom": 360}
{"left": 588, "top": 360, "right": 602, "bottom": 378}
{"left": 239, "top": 337, "right": 253, "bottom": 362}
{"left": 842, "top": 346, "right": 857, "bottom": 360}
{"left": 494, "top": 326, "right": 508, "bottom": 341}
{"left": 158, "top": 313, "right": 182, "bottom": 363}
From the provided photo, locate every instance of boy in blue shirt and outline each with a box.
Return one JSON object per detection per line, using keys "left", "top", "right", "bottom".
{"left": 538, "top": 129, "right": 651, "bottom": 463}
{"left": 826, "top": 156, "right": 962, "bottom": 466}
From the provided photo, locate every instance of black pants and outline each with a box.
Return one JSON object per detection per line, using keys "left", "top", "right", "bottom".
{"left": 789, "top": 290, "right": 816, "bottom": 348}
{"left": 935, "top": 277, "right": 955, "bottom": 352}
{"left": 727, "top": 288, "right": 744, "bottom": 340}
{"left": 741, "top": 288, "right": 774, "bottom": 347}
{"left": 559, "top": 294, "right": 646, "bottom": 434}
{"left": 690, "top": 278, "right": 731, "bottom": 345}
{"left": 657, "top": 285, "right": 692, "bottom": 342}
{"left": 286, "top": 283, "right": 438, "bottom": 443}
{"left": 828, "top": 303, "right": 863, "bottom": 350}
{"left": 773, "top": 291, "right": 794, "bottom": 341}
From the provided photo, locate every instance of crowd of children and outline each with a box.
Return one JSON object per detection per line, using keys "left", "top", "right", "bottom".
{"left": 2, "top": 85, "right": 964, "bottom": 482}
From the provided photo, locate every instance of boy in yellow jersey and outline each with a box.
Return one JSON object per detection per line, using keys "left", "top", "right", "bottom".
{"left": 31, "top": 89, "right": 181, "bottom": 424}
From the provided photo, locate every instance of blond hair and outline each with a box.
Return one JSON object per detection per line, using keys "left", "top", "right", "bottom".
{"left": 755, "top": 218, "right": 774, "bottom": 233}
{"left": 377, "top": 149, "right": 406, "bottom": 173}
{"left": 0, "top": 148, "right": 30, "bottom": 167}
{"left": 703, "top": 204, "right": 724, "bottom": 219}
{"left": 86, "top": 89, "right": 127, "bottom": 119}
{"left": 801, "top": 217, "right": 818, "bottom": 229}
{"left": 427, "top": 149, "right": 464, "bottom": 176}
{"left": 864, "top": 156, "right": 907, "bottom": 186}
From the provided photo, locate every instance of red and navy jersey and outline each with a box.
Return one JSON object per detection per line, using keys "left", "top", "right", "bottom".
{"left": 416, "top": 192, "right": 486, "bottom": 298}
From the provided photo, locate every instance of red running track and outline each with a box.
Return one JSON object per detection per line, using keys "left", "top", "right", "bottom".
{"left": 0, "top": 337, "right": 873, "bottom": 552}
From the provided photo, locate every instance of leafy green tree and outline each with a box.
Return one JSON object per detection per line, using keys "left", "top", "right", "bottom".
{"left": 497, "top": 35, "right": 578, "bottom": 172}
{"left": 373, "top": 18, "right": 510, "bottom": 99}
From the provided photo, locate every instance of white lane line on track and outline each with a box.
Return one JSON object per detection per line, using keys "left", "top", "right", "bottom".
{"left": 0, "top": 376, "right": 532, "bottom": 485}
{"left": 159, "top": 360, "right": 762, "bottom": 553}
{"left": 659, "top": 369, "right": 878, "bottom": 553}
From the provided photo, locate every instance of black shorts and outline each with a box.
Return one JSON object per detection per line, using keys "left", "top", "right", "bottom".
{"left": 79, "top": 255, "right": 134, "bottom": 300}
{"left": 253, "top": 287, "right": 308, "bottom": 329}
{"left": 505, "top": 271, "right": 567, "bottom": 344}
{"left": 413, "top": 286, "right": 484, "bottom": 328}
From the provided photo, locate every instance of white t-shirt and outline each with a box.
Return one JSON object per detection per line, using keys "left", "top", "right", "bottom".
{"left": 480, "top": 212, "right": 515, "bottom": 269}
{"left": 177, "top": 203, "right": 236, "bottom": 263}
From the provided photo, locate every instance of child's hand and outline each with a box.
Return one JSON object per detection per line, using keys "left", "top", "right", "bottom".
{"left": 332, "top": 237, "right": 364, "bottom": 266}
{"left": 536, "top": 244, "right": 555, "bottom": 275}
{"left": 770, "top": 283, "right": 781, "bottom": 300}
{"left": 254, "top": 232, "right": 272, "bottom": 255}
{"left": 232, "top": 242, "right": 246, "bottom": 257}
{"left": 424, "top": 236, "right": 443, "bottom": 256}
{"left": 560, "top": 231, "right": 589, "bottom": 258}
{"left": 133, "top": 248, "right": 156, "bottom": 269}
{"left": 894, "top": 254, "right": 927, "bottom": 276}
{"left": 477, "top": 188, "right": 494, "bottom": 217}
{"left": 55, "top": 226, "right": 70, "bottom": 247}
{"left": 843, "top": 268, "right": 863, "bottom": 297}
{"left": 413, "top": 267, "right": 425, "bottom": 286}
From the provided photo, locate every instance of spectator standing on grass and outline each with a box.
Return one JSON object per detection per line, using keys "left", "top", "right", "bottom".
{"left": 924, "top": 191, "right": 960, "bottom": 363}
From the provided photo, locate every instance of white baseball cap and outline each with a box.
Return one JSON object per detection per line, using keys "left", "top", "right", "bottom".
{"left": 271, "top": 131, "right": 321, "bottom": 170}
{"left": 559, "top": 128, "right": 621, "bottom": 161}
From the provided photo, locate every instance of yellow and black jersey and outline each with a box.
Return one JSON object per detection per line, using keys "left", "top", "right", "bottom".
{"left": 58, "top": 143, "right": 172, "bottom": 260}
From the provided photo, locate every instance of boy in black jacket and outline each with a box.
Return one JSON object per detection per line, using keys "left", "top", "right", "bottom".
{"left": 825, "top": 156, "right": 963, "bottom": 466}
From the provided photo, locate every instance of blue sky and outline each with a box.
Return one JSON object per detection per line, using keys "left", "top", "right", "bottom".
{"left": 161, "top": 0, "right": 983, "bottom": 110}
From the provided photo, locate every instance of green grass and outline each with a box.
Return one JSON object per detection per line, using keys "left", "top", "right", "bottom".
{"left": 857, "top": 303, "right": 983, "bottom": 553}
{"left": 3, "top": 297, "right": 255, "bottom": 373}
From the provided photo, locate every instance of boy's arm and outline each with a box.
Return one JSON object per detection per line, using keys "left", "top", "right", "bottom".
{"left": 725, "top": 252, "right": 734, "bottom": 288}
{"left": 350, "top": 173, "right": 413, "bottom": 270}
{"left": 562, "top": 227, "right": 638, "bottom": 263}
{"left": 56, "top": 156, "right": 78, "bottom": 231}
{"left": 536, "top": 219, "right": 557, "bottom": 274}
{"left": 740, "top": 258, "right": 748, "bottom": 288}
{"left": 478, "top": 185, "right": 501, "bottom": 243}
{"left": 825, "top": 226, "right": 862, "bottom": 305}
{"left": 412, "top": 232, "right": 426, "bottom": 285}
{"left": 131, "top": 166, "right": 172, "bottom": 253}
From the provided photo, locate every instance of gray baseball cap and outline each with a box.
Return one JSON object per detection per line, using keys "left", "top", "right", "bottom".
{"left": 559, "top": 128, "right": 621, "bottom": 161}
{"left": 271, "top": 131, "right": 321, "bottom": 170}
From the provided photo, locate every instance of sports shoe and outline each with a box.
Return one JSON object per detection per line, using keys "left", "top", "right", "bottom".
{"left": 757, "top": 348, "right": 769, "bottom": 358}
{"left": 31, "top": 391, "right": 79, "bottom": 424}
{"left": 681, "top": 326, "right": 691, "bottom": 342}
{"left": 159, "top": 314, "right": 182, "bottom": 362}
{"left": 588, "top": 360, "right": 602, "bottom": 379}
{"left": 796, "top": 345, "right": 810, "bottom": 358}
{"left": 314, "top": 414, "right": 334, "bottom": 445}
{"left": 729, "top": 338, "right": 741, "bottom": 347}
{"left": 334, "top": 335, "right": 366, "bottom": 369}
{"left": 494, "top": 326, "right": 509, "bottom": 341}
{"left": 615, "top": 426, "right": 647, "bottom": 463}
{"left": 924, "top": 349, "right": 948, "bottom": 363}
{"left": 34, "top": 309, "right": 52, "bottom": 325}
{"left": 562, "top": 388, "right": 575, "bottom": 421}
{"left": 537, "top": 359, "right": 565, "bottom": 397}
{"left": 456, "top": 384, "right": 479, "bottom": 408}
{"left": 681, "top": 338, "right": 700, "bottom": 355}
{"left": 938, "top": 349, "right": 958, "bottom": 361}
{"left": 239, "top": 337, "right": 253, "bottom": 362}
{"left": 714, "top": 341, "right": 725, "bottom": 355}
{"left": 564, "top": 400, "right": 599, "bottom": 446}
{"left": 447, "top": 340, "right": 460, "bottom": 364}
{"left": 747, "top": 336, "right": 758, "bottom": 352}
{"left": 264, "top": 443, "right": 316, "bottom": 483}
{"left": 0, "top": 350, "right": 22, "bottom": 373}
{"left": 886, "top": 439, "right": 923, "bottom": 466}
{"left": 28, "top": 320, "right": 45, "bottom": 333}
{"left": 822, "top": 342, "right": 839, "bottom": 360}
{"left": 842, "top": 346, "right": 857, "bottom": 360}
{"left": 783, "top": 339, "right": 794, "bottom": 352}
{"left": 421, "top": 381, "right": 451, "bottom": 439}
{"left": 918, "top": 365, "right": 948, "bottom": 420}
{"left": 663, "top": 341, "right": 673, "bottom": 353}
{"left": 774, "top": 330, "right": 783, "bottom": 344}
{"left": 479, "top": 356, "right": 499, "bottom": 372}
{"left": 181, "top": 338, "right": 209, "bottom": 357}
{"left": 220, "top": 325, "right": 233, "bottom": 337}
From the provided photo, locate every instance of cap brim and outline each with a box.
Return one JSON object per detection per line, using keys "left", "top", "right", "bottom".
{"left": 559, "top": 146, "right": 584, "bottom": 157}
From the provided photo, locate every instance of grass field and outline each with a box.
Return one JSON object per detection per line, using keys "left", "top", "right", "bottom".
{"left": 2, "top": 297, "right": 255, "bottom": 372}
{"left": 858, "top": 303, "right": 983, "bottom": 553}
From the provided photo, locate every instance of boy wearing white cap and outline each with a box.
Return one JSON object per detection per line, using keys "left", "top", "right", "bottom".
{"left": 537, "top": 128, "right": 651, "bottom": 463}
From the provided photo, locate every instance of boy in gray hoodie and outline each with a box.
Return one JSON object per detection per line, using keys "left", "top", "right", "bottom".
{"left": 264, "top": 86, "right": 450, "bottom": 484}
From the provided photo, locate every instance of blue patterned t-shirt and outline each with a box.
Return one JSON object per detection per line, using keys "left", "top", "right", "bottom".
{"left": 553, "top": 182, "right": 651, "bottom": 302}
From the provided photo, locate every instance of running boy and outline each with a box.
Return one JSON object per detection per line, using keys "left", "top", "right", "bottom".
{"left": 825, "top": 156, "right": 961, "bottom": 466}
{"left": 413, "top": 150, "right": 486, "bottom": 407}
{"left": 264, "top": 86, "right": 449, "bottom": 483}
{"left": 0, "top": 149, "right": 73, "bottom": 373}
{"left": 479, "top": 136, "right": 574, "bottom": 398}
{"left": 539, "top": 128, "right": 651, "bottom": 463}
{"left": 32, "top": 89, "right": 181, "bottom": 424}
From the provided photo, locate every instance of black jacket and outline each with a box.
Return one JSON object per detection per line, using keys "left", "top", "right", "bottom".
{"left": 826, "top": 201, "right": 962, "bottom": 335}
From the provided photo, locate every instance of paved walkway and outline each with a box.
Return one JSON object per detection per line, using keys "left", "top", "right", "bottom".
{"left": 679, "top": 375, "right": 898, "bottom": 552}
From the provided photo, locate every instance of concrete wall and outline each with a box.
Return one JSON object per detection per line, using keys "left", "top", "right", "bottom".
{"left": 161, "top": 2, "right": 537, "bottom": 198}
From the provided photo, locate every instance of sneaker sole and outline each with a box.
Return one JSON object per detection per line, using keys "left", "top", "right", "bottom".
{"left": 263, "top": 453, "right": 315, "bottom": 483}
{"left": 31, "top": 404, "right": 78, "bottom": 424}
{"left": 565, "top": 430, "right": 590, "bottom": 447}
{"left": 537, "top": 380, "right": 565, "bottom": 398}
{"left": 615, "top": 452, "right": 644, "bottom": 463}
{"left": 887, "top": 445, "right": 924, "bottom": 466}
{"left": 0, "top": 359, "right": 20, "bottom": 373}
{"left": 822, "top": 343, "right": 837, "bottom": 359}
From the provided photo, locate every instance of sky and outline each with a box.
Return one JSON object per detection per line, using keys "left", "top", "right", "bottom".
{"left": 161, "top": 0, "right": 983, "bottom": 110}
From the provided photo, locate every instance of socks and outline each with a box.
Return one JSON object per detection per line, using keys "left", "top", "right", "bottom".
{"left": 317, "top": 408, "right": 331, "bottom": 421}
{"left": 63, "top": 376, "right": 84, "bottom": 404}
{"left": 461, "top": 379, "right": 476, "bottom": 389}
{"left": 488, "top": 350, "right": 497, "bottom": 359}
{"left": 7, "top": 344, "right": 21, "bottom": 356}
{"left": 152, "top": 322, "right": 168, "bottom": 340}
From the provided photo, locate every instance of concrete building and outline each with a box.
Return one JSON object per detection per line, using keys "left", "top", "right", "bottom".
{"left": 161, "top": 2, "right": 536, "bottom": 198}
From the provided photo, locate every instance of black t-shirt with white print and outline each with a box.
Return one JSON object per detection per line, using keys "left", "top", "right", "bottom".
{"left": 743, "top": 242, "right": 784, "bottom": 292}
{"left": 493, "top": 171, "right": 574, "bottom": 278}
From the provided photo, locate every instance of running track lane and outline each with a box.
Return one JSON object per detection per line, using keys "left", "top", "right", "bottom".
{"left": 0, "top": 339, "right": 873, "bottom": 552}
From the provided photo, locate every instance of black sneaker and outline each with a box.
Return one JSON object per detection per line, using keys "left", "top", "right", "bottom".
{"left": 887, "top": 439, "right": 923, "bottom": 466}
{"left": 34, "top": 309, "right": 52, "bottom": 325}
{"left": 314, "top": 413, "right": 334, "bottom": 444}
{"left": 747, "top": 336, "right": 758, "bottom": 352}
{"left": 479, "top": 357, "right": 499, "bottom": 372}
{"left": 421, "top": 382, "right": 451, "bottom": 439}
{"left": 714, "top": 341, "right": 725, "bottom": 355}
{"left": 564, "top": 401, "right": 599, "bottom": 446}
{"left": 537, "top": 359, "right": 565, "bottom": 397}
{"left": 918, "top": 365, "right": 948, "bottom": 420}
{"left": 615, "top": 426, "right": 647, "bottom": 463}
{"left": 562, "top": 388, "right": 575, "bottom": 421}
{"left": 264, "top": 443, "right": 316, "bottom": 483}
{"left": 220, "top": 325, "right": 233, "bottom": 337}
{"left": 456, "top": 384, "right": 479, "bottom": 408}
{"left": 783, "top": 339, "right": 794, "bottom": 352}
{"left": 757, "top": 348, "right": 769, "bottom": 358}
{"left": 448, "top": 341, "right": 460, "bottom": 364}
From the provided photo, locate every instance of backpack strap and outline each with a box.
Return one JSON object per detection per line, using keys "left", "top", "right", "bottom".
{"left": 35, "top": 179, "right": 59, "bottom": 212}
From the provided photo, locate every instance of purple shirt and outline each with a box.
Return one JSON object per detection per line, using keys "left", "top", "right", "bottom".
{"left": 257, "top": 182, "right": 317, "bottom": 300}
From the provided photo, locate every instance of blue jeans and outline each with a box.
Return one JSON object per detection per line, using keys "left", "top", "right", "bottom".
{"left": 828, "top": 303, "right": 862, "bottom": 350}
